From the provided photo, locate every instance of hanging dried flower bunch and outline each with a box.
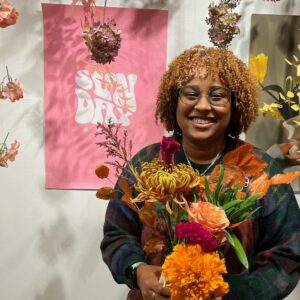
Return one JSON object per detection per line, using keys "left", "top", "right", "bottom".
{"left": 72, "top": 0, "right": 96, "bottom": 11}
{"left": 0, "top": 133, "right": 20, "bottom": 168}
{"left": 0, "top": 67, "right": 24, "bottom": 102}
{"left": 72, "top": 0, "right": 122, "bottom": 65}
{"left": 0, "top": 0, "right": 19, "bottom": 28}
{"left": 206, "top": 0, "right": 241, "bottom": 49}
{"left": 82, "top": 17, "right": 122, "bottom": 64}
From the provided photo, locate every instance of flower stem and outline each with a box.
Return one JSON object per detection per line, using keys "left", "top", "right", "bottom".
{"left": 0, "top": 132, "right": 9, "bottom": 154}
{"left": 6, "top": 66, "right": 13, "bottom": 82}
{"left": 103, "top": 0, "right": 107, "bottom": 22}
{"left": 260, "top": 83, "right": 280, "bottom": 103}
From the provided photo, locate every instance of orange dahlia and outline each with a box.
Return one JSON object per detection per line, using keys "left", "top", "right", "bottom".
{"left": 162, "top": 244, "right": 229, "bottom": 300}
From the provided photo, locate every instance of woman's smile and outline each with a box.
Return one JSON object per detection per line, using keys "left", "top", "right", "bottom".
{"left": 176, "top": 77, "right": 231, "bottom": 146}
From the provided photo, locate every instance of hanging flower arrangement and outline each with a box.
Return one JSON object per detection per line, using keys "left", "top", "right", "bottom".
{"left": 72, "top": 0, "right": 122, "bottom": 64}
{"left": 0, "top": 132, "right": 20, "bottom": 168}
{"left": 0, "top": 0, "right": 19, "bottom": 28}
{"left": 0, "top": 67, "right": 24, "bottom": 102}
{"left": 206, "top": 0, "right": 241, "bottom": 49}
{"left": 82, "top": 17, "right": 122, "bottom": 64}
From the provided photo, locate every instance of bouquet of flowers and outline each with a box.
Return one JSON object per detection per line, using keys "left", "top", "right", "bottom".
{"left": 95, "top": 122, "right": 300, "bottom": 300}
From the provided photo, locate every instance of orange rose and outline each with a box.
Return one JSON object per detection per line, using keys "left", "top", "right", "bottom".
{"left": 190, "top": 201, "right": 229, "bottom": 242}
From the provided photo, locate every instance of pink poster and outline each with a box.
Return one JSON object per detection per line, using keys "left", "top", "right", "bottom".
{"left": 42, "top": 4, "right": 168, "bottom": 189}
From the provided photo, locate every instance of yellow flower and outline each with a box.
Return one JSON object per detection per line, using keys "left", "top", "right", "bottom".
{"left": 259, "top": 103, "right": 284, "bottom": 121}
{"left": 133, "top": 159, "right": 199, "bottom": 201}
{"left": 249, "top": 53, "right": 268, "bottom": 83}
{"left": 162, "top": 244, "right": 229, "bottom": 300}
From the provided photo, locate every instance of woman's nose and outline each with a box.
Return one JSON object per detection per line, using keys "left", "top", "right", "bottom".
{"left": 194, "top": 94, "right": 212, "bottom": 111}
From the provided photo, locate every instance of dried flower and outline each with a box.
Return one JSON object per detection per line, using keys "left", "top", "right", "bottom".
{"left": 0, "top": 86, "right": 6, "bottom": 99}
{"left": 206, "top": 0, "right": 241, "bottom": 49}
{"left": 0, "top": 67, "right": 24, "bottom": 102}
{"left": 2, "top": 79, "right": 23, "bottom": 102}
{"left": 95, "top": 164, "right": 109, "bottom": 178}
{"left": 96, "top": 187, "right": 117, "bottom": 200}
{"left": 0, "top": 0, "right": 19, "bottom": 28}
{"left": 162, "top": 244, "right": 229, "bottom": 300}
{"left": 0, "top": 133, "right": 20, "bottom": 168}
{"left": 72, "top": 0, "right": 95, "bottom": 11}
{"left": 82, "top": 18, "right": 122, "bottom": 65}
{"left": 96, "top": 121, "right": 132, "bottom": 177}
{"left": 175, "top": 221, "right": 218, "bottom": 251}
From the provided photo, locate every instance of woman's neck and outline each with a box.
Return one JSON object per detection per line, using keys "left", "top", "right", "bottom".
{"left": 182, "top": 137, "right": 226, "bottom": 164}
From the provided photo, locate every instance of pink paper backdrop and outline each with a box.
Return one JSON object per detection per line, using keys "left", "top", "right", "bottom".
{"left": 42, "top": 4, "right": 168, "bottom": 189}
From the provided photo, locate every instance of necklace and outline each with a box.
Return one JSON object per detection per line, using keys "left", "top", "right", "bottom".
{"left": 183, "top": 148, "right": 221, "bottom": 176}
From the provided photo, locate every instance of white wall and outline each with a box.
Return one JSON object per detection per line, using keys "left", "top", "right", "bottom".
{"left": 0, "top": 1, "right": 299, "bottom": 299}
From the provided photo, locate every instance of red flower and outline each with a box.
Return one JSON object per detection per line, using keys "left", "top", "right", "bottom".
{"left": 175, "top": 221, "right": 218, "bottom": 251}
{"left": 160, "top": 136, "right": 180, "bottom": 167}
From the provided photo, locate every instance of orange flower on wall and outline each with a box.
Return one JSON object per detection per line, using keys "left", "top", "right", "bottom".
{"left": 0, "top": 0, "right": 19, "bottom": 28}
{"left": 0, "top": 133, "right": 20, "bottom": 168}
{"left": 0, "top": 67, "right": 24, "bottom": 102}
{"left": 2, "top": 80, "right": 23, "bottom": 102}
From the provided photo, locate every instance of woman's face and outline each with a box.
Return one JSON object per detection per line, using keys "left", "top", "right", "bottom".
{"left": 176, "top": 76, "right": 231, "bottom": 146}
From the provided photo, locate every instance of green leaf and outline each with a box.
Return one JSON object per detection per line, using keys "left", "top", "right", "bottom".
{"left": 262, "top": 84, "right": 284, "bottom": 94}
{"left": 154, "top": 202, "right": 168, "bottom": 218}
{"left": 204, "top": 177, "right": 213, "bottom": 203}
{"left": 225, "top": 230, "right": 249, "bottom": 269}
{"left": 221, "top": 185, "right": 239, "bottom": 206}
{"left": 217, "top": 192, "right": 227, "bottom": 206}
{"left": 213, "top": 165, "right": 224, "bottom": 205}
{"left": 223, "top": 199, "right": 243, "bottom": 211}
{"left": 240, "top": 194, "right": 260, "bottom": 209}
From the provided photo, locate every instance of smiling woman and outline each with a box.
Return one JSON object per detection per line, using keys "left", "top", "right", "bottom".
{"left": 101, "top": 45, "right": 300, "bottom": 300}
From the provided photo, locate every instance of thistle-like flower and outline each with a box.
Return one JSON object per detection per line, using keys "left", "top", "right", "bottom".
{"left": 206, "top": 0, "right": 241, "bottom": 49}
{"left": 82, "top": 18, "right": 122, "bottom": 65}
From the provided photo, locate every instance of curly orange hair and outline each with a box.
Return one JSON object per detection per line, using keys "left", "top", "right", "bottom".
{"left": 155, "top": 45, "right": 260, "bottom": 138}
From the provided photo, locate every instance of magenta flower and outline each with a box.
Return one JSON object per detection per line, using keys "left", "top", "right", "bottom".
{"left": 175, "top": 221, "right": 218, "bottom": 252}
{"left": 160, "top": 136, "right": 180, "bottom": 167}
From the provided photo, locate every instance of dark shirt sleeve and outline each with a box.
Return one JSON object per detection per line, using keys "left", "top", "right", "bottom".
{"left": 224, "top": 154, "right": 300, "bottom": 300}
{"left": 100, "top": 143, "right": 160, "bottom": 287}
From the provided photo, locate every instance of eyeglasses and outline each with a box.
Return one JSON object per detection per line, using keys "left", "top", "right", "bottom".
{"left": 179, "top": 85, "right": 231, "bottom": 107}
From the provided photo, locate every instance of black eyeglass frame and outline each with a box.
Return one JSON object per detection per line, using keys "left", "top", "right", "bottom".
{"left": 178, "top": 85, "right": 232, "bottom": 107}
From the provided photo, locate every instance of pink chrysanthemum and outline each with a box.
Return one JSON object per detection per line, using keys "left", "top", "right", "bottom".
{"left": 175, "top": 221, "right": 218, "bottom": 252}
